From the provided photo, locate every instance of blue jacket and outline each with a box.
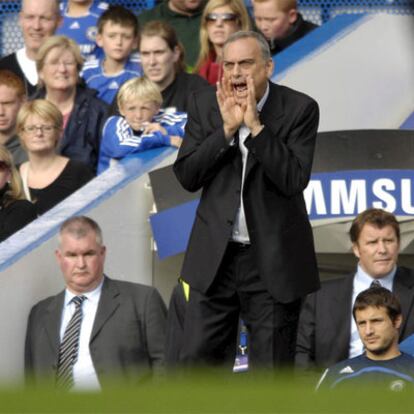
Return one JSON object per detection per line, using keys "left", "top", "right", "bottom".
{"left": 98, "top": 110, "right": 187, "bottom": 174}
{"left": 32, "top": 85, "right": 109, "bottom": 173}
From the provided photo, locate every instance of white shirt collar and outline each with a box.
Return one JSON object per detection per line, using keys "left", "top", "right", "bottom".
{"left": 256, "top": 82, "right": 270, "bottom": 112}
{"left": 16, "top": 47, "right": 38, "bottom": 85}
{"left": 354, "top": 264, "right": 396, "bottom": 291}
{"left": 64, "top": 278, "right": 104, "bottom": 307}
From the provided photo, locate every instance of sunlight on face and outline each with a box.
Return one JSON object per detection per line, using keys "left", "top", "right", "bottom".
{"left": 119, "top": 98, "right": 160, "bottom": 131}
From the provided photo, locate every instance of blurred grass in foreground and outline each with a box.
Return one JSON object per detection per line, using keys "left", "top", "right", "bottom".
{"left": 1, "top": 370, "right": 414, "bottom": 413}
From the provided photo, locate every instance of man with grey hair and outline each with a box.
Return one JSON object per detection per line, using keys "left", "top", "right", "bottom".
{"left": 173, "top": 31, "right": 319, "bottom": 368}
{"left": 0, "top": 0, "right": 62, "bottom": 96}
{"left": 25, "top": 216, "right": 167, "bottom": 390}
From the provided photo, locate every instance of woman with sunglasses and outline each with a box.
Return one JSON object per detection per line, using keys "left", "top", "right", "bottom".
{"left": 17, "top": 99, "right": 94, "bottom": 215}
{"left": 194, "top": 0, "right": 251, "bottom": 85}
{"left": 0, "top": 145, "right": 37, "bottom": 243}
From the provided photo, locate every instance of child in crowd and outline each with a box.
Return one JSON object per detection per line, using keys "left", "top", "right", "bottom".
{"left": 81, "top": 5, "right": 143, "bottom": 104}
{"left": 57, "top": 0, "right": 109, "bottom": 60}
{"left": 98, "top": 77, "right": 186, "bottom": 174}
{"left": 252, "top": 0, "right": 317, "bottom": 55}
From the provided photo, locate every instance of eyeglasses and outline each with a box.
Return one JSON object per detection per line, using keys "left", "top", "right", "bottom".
{"left": 206, "top": 13, "right": 238, "bottom": 23}
{"left": 45, "top": 60, "right": 77, "bottom": 69}
{"left": 22, "top": 125, "right": 57, "bottom": 134}
{"left": 0, "top": 161, "right": 10, "bottom": 171}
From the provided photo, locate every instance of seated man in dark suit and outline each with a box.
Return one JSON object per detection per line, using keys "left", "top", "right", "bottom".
{"left": 296, "top": 208, "right": 414, "bottom": 371}
{"left": 25, "top": 216, "right": 167, "bottom": 390}
{"left": 0, "top": 0, "right": 62, "bottom": 97}
{"left": 317, "top": 287, "right": 414, "bottom": 390}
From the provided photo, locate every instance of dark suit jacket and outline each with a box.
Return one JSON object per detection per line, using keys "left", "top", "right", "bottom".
{"left": 25, "top": 277, "right": 167, "bottom": 386}
{"left": 295, "top": 267, "right": 414, "bottom": 370}
{"left": 173, "top": 82, "right": 320, "bottom": 303}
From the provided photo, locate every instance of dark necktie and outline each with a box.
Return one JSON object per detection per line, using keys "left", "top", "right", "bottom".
{"left": 56, "top": 295, "right": 86, "bottom": 390}
{"left": 370, "top": 280, "right": 382, "bottom": 288}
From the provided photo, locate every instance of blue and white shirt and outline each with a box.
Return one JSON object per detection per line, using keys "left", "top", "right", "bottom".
{"left": 57, "top": 1, "right": 109, "bottom": 60}
{"left": 316, "top": 353, "right": 414, "bottom": 391}
{"left": 98, "top": 110, "right": 187, "bottom": 173}
{"left": 81, "top": 53, "right": 143, "bottom": 104}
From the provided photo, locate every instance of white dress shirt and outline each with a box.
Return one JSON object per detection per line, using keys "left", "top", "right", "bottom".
{"left": 231, "top": 83, "right": 270, "bottom": 244}
{"left": 348, "top": 264, "right": 396, "bottom": 358}
{"left": 60, "top": 281, "right": 103, "bottom": 391}
{"left": 16, "top": 47, "right": 38, "bottom": 85}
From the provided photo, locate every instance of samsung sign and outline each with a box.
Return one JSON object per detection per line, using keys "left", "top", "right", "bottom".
{"left": 305, "top": 170, "right": 414, "bottom": 220}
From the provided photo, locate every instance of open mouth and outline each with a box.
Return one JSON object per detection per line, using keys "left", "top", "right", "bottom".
{"left": 233, "top": 81, "right": 247, "bottom": 95}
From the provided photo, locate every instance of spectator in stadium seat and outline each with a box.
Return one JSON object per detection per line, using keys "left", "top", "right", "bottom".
{"left": 316, "top": 287, "right": 414, "bottom": 390}
{"left": 194, "top": 0, "right": 251, "bottom": 85}
{"left": 82, "top": 5, "right": 143, "bottom": 105}
{"left": 296, "top": 208, "right": 414, "bottom": 371}
{"left": 25, "top": 215, "right": 167, "bottom": 390}
{"left": 17, "top": 99, "right": 94, "bottom": 215}
{"left": 32, "top": 35, "right": 109, "bottom": 173}
{"left": 137, "top": 0, "right": 206, "bottom": 68}
{"left": 252, "top": 0, "right": 317, "bottom": 55}
{"left": 0, "top": 70, "right": 28, "bottom": 167}
{"left": 139, "top": 21, "right": 209, "bottom": 112}
{"left": 0, "top": 145, "right": 36, "bottom": 243}
{"left": 0, "top": 0, "right": 62, "bottom": 97}
{"left": 98, "top": 77, "right": 186, "bottom": 174}
{"left": 57, "top": 0, "right": 109, "bottom": 61}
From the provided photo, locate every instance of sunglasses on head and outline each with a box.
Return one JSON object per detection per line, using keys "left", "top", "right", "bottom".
{"left": 206, "top": 12, "right": 238, "bottom": 22}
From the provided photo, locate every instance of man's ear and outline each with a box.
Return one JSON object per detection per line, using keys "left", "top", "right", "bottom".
{"left": 266, "top": 58, "right": 274, "bottom": 78}
{"left": 55, "top": 248, "right": 62, "bottom": 264}
{"left": 394, "top": 314, "right": 403, "bottom": 330}
{"left": 352, "top": 242, "right": 361, "bottom": 259}
{"left": 288, "top": 9, "right": 298, "bottom": 25}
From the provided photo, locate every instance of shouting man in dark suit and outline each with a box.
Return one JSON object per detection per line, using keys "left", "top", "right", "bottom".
{"left": 173, "top": 30, "right": 320, "bottom": 368}
{"left": 25, "top": 216, "right": 167, "bottom": 390}
{"left": 296, "top": 208, "right": 414, "bottom": 371}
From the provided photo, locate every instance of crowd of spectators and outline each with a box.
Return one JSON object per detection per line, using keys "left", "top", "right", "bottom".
{"left": 0, "top": 0, "right": 318, "bottom": 238}
{"left": 5, "top": 0, "right": 411, "bottom": 397}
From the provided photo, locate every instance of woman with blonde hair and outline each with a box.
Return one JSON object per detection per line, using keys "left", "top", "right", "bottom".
{"left": 17, "top": 99, "right": 94, "bottom": 215}
{"left": 32, "top": 35, "right": 109, "bottom": 173}
{"left": 0, "top": 145, "right": 36, "bottom": 242}
{"left": 194, "top": 0, "right": 251, "bottom": 84}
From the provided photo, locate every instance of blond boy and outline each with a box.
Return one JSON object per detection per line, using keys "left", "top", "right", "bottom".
{"left": 98, "top": 77, "right": 186, "bottom": 173}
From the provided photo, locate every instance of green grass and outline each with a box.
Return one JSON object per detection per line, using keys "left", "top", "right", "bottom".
{"left": 1, "top": 372, "right": 414, "bottom": 413}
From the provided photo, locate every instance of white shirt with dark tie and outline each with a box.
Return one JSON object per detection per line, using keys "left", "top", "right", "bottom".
{"left": 231, "top": 83, "right": 270, "bottom": 244}
{"left": 60, "top": 281, "right": 103, "bottom": 391}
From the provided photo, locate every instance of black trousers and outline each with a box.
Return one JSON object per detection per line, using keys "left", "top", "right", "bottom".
{"left": 180, "top": 242, "right": 302, "bottom": 369}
